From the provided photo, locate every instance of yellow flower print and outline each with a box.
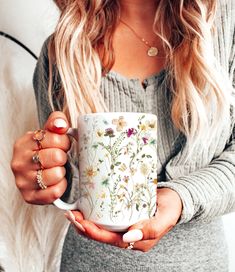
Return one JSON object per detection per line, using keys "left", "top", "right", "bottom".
{"left": 139, "top": 120, "right": 157, "bottom": 131}
{"left": 130, "top": 167, "right": 137, "bottom": 176}
{"left": 140, "top": 163, "right": 149, "bottom": 176}
{"left": 148, "top": 120, "right": 157, "bottom": 129}
{"left": 139, "top": 123, "right": 147, "bottom": 131}
{"left": 101, "top": 192, "right": 106, "bottom": 199}
{"left": 112, "top": 116, "right": 127, "bottom": 131}
{"left": 85, "top": 166, "right": 98, "bottom": 178}
{"left": 119, "top": 163, "right": 127, "bottom": 172}
{"left": 153, "top": 178, "right": 158, "bottom": 185}
{"left": 117, "top": 193, "right": 125, "bottom": 202}
{"left": 96, "top": 129, "right": 104, "bottom": 137}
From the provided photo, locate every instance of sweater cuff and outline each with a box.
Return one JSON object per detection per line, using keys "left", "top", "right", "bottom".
{"left": 157, "top": 181, "right": 195, "bottom": 224}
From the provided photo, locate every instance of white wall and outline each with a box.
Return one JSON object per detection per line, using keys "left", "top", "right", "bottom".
{"left": 0, "top": 0, "right": 59, "bottom": 55}
{"left": 0, "top": 0, "right": 234, "bottom": 271}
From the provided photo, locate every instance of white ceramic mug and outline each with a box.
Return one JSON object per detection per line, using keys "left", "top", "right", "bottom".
{"left": 54, "top": 112, "right": 158, "bottom": 232}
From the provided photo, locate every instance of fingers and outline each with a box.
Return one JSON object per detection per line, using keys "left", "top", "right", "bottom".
{"left": 79, "top": 220, "right": 124, "bottom": 245}
{"left": 18, "top": 167, "right": 66, "bottom": 190}
{"left": 13, "top": 131, "right": 70, "bottom": 157}
{"left": 63, "top": 211, "right": 170, "bottom": 252}
{"left": 124, "top": 219, "right": 155, "bottom": 241}
{"left": 66, "top": 211, "right": 126, "bottom": 248}
{"left": 44, "top": 111, "right": 69, "bottom": 134}
{"left": 30, "top": 130, "right": 71, "bottom": 151}
{"left": 12, "top": 111, "right": 71, "bottom": 206}
{"left": 131, "top": 239, "right": 158, "bottom": 252}
{"left": 21, "top": 178, "right": 67, "bottom": 205}
{"left": 126, "top": 210, "right": 174, "bottom": 242}
{"left": 31, "top": 148, "right": 68, "bottom": 170}
{"left": 64, "top": 211, "right": 86, "bottom": 234}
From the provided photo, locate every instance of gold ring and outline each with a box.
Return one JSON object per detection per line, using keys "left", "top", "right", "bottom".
{"left": 32, "top": 151, "right": 41, "bottom": 164}
{"left": 126, "top": 242, "right": 135, "bottom": 249}
{"left": 33, "top": 129, "right": 46, "bottom": 150}
{"left": 36, "top": 169, "right": 47, "bottom": 190}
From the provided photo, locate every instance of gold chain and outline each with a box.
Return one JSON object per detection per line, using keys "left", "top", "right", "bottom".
{"left": 119, "top": 19, "right": 159, "bottom": 57}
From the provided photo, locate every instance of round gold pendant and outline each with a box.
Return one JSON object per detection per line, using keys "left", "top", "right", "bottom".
{"left": 147, "top": 47, "right": 158, "bottom": 57}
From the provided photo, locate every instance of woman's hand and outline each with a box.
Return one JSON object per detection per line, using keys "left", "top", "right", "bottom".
{"left": 11, "top": 111, "right": 71, "bottom": 204}
{"left": 66, "top": 188, "right": 182, "bottom": 252}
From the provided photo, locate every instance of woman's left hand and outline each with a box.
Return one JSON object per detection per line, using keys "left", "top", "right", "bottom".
{"left": 65, "top": 188, "right": 182, "bottom": 252}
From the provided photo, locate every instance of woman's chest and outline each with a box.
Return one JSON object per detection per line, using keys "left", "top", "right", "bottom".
{"left": 100, "top": 75, "right": 232, "bottom": 180}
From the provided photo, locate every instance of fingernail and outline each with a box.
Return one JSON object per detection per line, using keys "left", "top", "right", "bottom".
{"left": 54, "top": 118, "right": 67, "bottom": 128}
{"left": 64, "top": 212, "right": 86, "bottom": 232}
{"left": 74, "top": 221, "right": 86, "bottom": 233}
{"left": 64, "top": 211, "right": 76, "bottom": 223}
{"left": 123, "top": 229, "right": 143, "bottom": 243}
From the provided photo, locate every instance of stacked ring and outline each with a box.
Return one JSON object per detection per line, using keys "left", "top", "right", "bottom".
{"left": 33, "top": 129, "right": 47, "bottom": 190}
{"left": 36, "top": 169, "right": 47, "bottom": 190}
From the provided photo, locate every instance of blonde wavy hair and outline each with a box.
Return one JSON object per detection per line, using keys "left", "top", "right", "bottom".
{"left": 50, "top": 0, "right": 232, "bottom": 153}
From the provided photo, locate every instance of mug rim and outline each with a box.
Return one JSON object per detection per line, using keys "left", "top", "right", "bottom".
{"left": 79, "top": 112, "right": 157, "bottom": 118}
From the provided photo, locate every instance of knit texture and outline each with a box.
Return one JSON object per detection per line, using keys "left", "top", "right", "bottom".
{"left": 33, "top": 1, "right": 235, "bottom": 271}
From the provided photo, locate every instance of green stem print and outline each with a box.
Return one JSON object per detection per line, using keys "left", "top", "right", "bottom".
{"left": 79, "top": 115, "right": 157, "bottom": 223}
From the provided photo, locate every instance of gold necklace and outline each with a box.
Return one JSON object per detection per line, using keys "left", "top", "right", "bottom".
{"left": 120, "top": 19, "right": 159, "bottom": 57}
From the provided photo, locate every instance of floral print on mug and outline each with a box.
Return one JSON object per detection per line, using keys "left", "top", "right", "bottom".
{"left": 78, "top": 114, "right": 158, "bottom": 226}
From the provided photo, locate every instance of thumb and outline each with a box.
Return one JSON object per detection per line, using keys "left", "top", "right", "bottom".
{"left": 44, "top": 111, "right": 69, "bottom": 134}
{"left": 123, "top": 217, "right": 161, "bottom": 243}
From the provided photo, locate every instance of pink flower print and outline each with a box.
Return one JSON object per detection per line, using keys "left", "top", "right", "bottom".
{"left": 126, "top": 128, "right": 137, "bottom": 137}
{"left": 123, "top": 176, "right": 129, "bottom": 183}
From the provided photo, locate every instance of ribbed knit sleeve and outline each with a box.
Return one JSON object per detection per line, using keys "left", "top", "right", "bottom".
{"left": 157, "top": 128, "right": 235, "bottom": 223}
{"left": 158, "top": 0, "right": 235, "bottom": 224}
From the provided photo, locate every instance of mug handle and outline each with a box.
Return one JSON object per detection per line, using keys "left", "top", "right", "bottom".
{"left": 53, "top": 128, "right": 79, "bottom": 210}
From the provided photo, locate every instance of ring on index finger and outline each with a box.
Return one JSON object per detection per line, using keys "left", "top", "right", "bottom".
{"left": 33, "top": 129, "right": 46, "bottom": 150}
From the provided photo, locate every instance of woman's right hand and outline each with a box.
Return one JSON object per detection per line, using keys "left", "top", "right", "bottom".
{"left": 11, "top": 111, "right": 71, "bottom": 205}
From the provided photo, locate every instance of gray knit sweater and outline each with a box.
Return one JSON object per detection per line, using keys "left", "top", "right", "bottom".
{"left": 33, "top": 1, "right": 235, "bottom": 271}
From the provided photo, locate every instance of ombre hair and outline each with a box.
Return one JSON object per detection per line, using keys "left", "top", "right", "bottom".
{"left": 50, "top": 0, "right": 232, "bottom": 155}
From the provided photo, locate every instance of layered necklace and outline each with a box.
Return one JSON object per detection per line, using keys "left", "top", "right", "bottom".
{"left": 120, "top": 19, "right": 159, "bottom": 57}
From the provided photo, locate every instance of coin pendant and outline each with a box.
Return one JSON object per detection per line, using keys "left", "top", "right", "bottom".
{"left": 147, "top": 47, "right": 158, "bottom": 57}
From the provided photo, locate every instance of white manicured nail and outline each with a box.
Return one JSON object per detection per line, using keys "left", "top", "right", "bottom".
{"left": 74, "top": 221, "right": 86, "bottom": 233}
{"left": 54, "top": 118, "right": 67, "bottom": 128}
{"left": 64, "top": 211, "right": 76, "bottom": 223}
{"left": 123, "top": 229, "right": 143, "bottom": 243}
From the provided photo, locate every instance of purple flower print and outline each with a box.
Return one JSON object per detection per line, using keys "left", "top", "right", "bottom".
{"left": 126, "top": 128, "right": 137, "bottom": 137}
{"left": 142, "top": 137, "right": 148, "bottom": 144}
{"left": 104, "top": 128, "right": 115, "bottom": 137}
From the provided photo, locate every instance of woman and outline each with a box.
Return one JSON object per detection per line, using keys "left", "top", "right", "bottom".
{"left": 11, "top": 0, "right": 235, "bottom": 271}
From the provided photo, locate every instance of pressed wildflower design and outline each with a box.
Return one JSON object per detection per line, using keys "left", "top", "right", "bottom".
{"left": 78, "top": 115, "right": 158, "bottom": 222}
{"left": 85, "top": 166, "right": 98, "bottom": 178}
{"left": 112, "top": 116, "right": 127, "bottom": 131}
